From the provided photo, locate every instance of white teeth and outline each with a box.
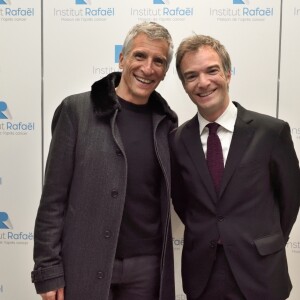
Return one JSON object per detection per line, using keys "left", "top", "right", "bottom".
{"left": 136, "top": 76, "right": 152, "bottom": 84}
{"left": 199, "top": 91, "right": 213, "bottom": 97}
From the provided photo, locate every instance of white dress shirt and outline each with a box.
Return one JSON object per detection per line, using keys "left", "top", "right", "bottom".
{"left": 197, "top": 101, "right": 238, "bottom": 166}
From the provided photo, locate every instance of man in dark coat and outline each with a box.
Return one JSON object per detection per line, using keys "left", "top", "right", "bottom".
{"left": 31, "top": 22, "right": 177, "bottom": 300}
{"left": 170, "top": 34, "right": 300, "bottom": 300}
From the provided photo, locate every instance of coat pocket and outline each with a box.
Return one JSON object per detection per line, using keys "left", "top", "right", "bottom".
{"left": 254, "top": 232, "right": 285, "bottom": 256}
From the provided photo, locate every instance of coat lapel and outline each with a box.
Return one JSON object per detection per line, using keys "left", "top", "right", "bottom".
{"left": 182, "top": 115, "right": 218, "bottom": 202}
{"left": 219, "top": 104, "right": 255, "bottom": 197}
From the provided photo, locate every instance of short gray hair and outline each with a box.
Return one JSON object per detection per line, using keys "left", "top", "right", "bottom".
{"left": 122, "top": 22, "right": 174, "bottom": 70}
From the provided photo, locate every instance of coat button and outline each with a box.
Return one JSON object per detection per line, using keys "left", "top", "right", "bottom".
{"left": 97, "top": 271, "right": 104, "bottom": 279}
{"left": 209, "top": 240, "right": 217, "bottom": 248}
{"left": 218, "top": 216, "right": 224, "bottom": 222}
{"left": 115, "top": 149, "right": 122, "bottom": 156}
{"left": 111, "top": 190, "right": 118, "bottom": 198}
{"left": 104, "top": 230, "right": 112, "bottom": 239}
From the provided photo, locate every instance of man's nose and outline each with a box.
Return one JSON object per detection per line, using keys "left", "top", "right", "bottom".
{"left": 141, "top": 59, "right": 154, "bottom": 75}
{"left": 197, "top": 74, "right": 210, "bottom": 87}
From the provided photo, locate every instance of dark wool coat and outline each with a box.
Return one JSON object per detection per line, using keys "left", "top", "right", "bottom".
{"left": 32, "top": 72, "right": 178, "bottom": 300}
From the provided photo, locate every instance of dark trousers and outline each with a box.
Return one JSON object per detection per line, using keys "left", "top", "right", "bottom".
{"left": 188, "top": 245, "right": 246, "bottom": 300}
{"left": 108, "top": 255, "right": 160, "bottom": 300}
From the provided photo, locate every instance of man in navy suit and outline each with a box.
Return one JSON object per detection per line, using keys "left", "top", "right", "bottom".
{"left": 170, "top": 34, "right": 300, "bottom": 300}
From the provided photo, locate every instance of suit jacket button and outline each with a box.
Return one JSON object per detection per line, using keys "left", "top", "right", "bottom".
{"left": 111, "top": 190, "right": 118, "bottom": 198}
{"left": 97, "top": 271, "right": 104, "bottom": 279}
{"left": 116, "top": 149, "right": 122, "bottom": 156}
{"left": 209, "top": 240, "right": 217, "bottom": 248}
{"left": 104, "top": 230, "right": 112, "bottom": 239}
{"left": 218, "top": 216, "right": 224, "bottom": 222}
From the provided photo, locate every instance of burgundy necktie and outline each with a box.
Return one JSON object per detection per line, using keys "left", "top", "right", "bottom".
{"left": 206, "top": 123, "right": 224, "bottom": 194}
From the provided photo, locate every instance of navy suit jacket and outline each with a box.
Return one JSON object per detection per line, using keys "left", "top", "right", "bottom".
{"left": 170, "top": 102, "right": 300, "bottom": 300}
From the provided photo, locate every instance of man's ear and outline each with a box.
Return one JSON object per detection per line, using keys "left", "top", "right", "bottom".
{"left": 226, "top": 70, "right": 231, "bottom": 82}
{"left": 226, "top": 71, "right": 231, "bottom": 90}
{"left": 119, "top": 52, "right": 124, "bottom": 69}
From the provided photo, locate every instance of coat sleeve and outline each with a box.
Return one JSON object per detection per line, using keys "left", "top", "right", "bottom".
{"left": 270, "top": 122, "right": 300, "bottom": 242}
{"left": 31, "top": 98, "right": 77, "bottom": 293}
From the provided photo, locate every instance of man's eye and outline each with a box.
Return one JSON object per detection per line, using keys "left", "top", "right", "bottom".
{"left": 184, "top": 74, "right": 197, "bottom": 82}
{"left": 154, "top": 58, "right": 164, "bottom": 66}
{"left": 209, "top": 69, "right": 219, "bottom": 74}
{"left": 134, "top": 53, "right": 145, "bottom": 60}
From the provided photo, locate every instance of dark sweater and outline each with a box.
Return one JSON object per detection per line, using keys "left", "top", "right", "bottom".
{"left": 115, "top": 97, "right": 162, "bottom": 258}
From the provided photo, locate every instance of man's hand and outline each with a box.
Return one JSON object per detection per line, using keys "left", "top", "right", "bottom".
{"left": 40, "top": 288, "right": 64, "bottom": 300}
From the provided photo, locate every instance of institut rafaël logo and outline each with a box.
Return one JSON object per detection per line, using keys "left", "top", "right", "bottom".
{"left": 0, "top": 212, "right": 33, "bottom": 246}
{"left": 114, "top": 45, "right": 122, "bottom": 64}
{"left": 0, "top": 0, "right": 11, "bottom": 4}
{"left": 233, "top": 0, "right": 250, "bottom": 4}
{"left": 92, "top": 44, "right": 120, "bottom": 77}
{"left": 75, "top": 0, "right": 91, "bottom": 4}
{"left": 131, "top": 0, "right": 194, "bottom": 22}
{"left": 153, "top": 0, "right": 170, "bottom": 4}
{"left": 0, "top": 100, "right": 35, "bottom": 136}
{"left": 173, "top": 237, "right": 184, "bottom": 251}
{"left": 0, "top": 212, "right": 13, "bottom": 229}
{"left": 53, "top": 0, "right": 115, "bottom": 22}
{"left": 0, "top": 101, "right": 12, "bottom": 119}
{"left": 0, "top": 0, "right": 35, "bottom": 21}
{"left": 286, "top": 239, "right": 300, "bottom": 254}
{"left": 209, "top": 0, "right": 274, "bottom": 22}
{"left": 291, "top": 126, "right": 300, "bottom": 140}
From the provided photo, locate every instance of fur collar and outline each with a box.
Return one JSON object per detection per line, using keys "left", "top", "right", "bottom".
{"left": 91, "top": 72, "right": 177, "bottom": 122}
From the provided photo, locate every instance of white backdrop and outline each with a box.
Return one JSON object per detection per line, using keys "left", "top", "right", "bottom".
{"left": 1, "top": 0, "right": 299, "bottom": 299}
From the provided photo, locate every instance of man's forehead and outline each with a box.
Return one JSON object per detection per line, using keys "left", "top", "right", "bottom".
{"left": 183, "top": 48, "right": 221, "bottom": 65}
{"left": 129, "top": 34, "right": 168, "bottom": 54}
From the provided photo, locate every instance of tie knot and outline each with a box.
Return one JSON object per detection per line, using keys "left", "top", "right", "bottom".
{"left": 207, "top": 123, "right": 220, "bottom": 135}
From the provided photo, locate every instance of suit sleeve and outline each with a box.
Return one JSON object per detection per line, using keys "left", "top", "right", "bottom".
{"left": 270, "top": 122, "right": 300, "bottom": 242}
{"left": 31, "top": 99, "right": 77, "bottom": 293}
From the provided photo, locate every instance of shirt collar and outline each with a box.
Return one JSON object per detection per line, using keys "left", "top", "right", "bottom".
{"left": 197, "top": 101, "right": 237, "bottom": 135}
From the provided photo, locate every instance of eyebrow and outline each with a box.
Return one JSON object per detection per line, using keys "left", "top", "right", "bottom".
{"left": 183, "top": 70, "right": 196, "bottom": 77}
{"left": 207, "top": 64, "right": 221, "bottom": 69}
{"left": 133, "top": 50, "right": 167, "bottom": 59}
{"left": 183, "top": 64, "right": 221, "bottom": 75}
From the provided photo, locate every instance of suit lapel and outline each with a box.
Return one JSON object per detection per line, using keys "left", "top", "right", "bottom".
{"left": 180, "top": 104, "right": 255, "bottom": 202}
{"left": 219, "top": 105, "right": 255, "bottom": 197}
{"left": 182, "top": 115, "right": 218, "bottom": 202}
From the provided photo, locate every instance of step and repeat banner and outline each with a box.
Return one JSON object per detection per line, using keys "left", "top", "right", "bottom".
{"left": 0, "top": 0, "right": 42, "bottom": 299}
{"left": 1, "top": 0, "right": 299, "bottom": 299}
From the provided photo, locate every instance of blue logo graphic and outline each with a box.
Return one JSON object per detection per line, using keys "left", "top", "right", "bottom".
{"left": 0, "top": 0, "right": 8, "bottom": 4}
{"left": 115, "top": 45, "right": 122, "bottom": 63}
{"left": 0, "top": 212, "right": 13, "bottom": 229}
{"left": 153, "top": 0, "right": 171, "bottom": 4}
{"left": 233, "top": 0, "right": 249, "bottom": 4}
{"left": 76, "top": 0, "right": 90, "bottom": 4}
{"left": 0, "top": 101, "right": 12, "bottom": 119}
